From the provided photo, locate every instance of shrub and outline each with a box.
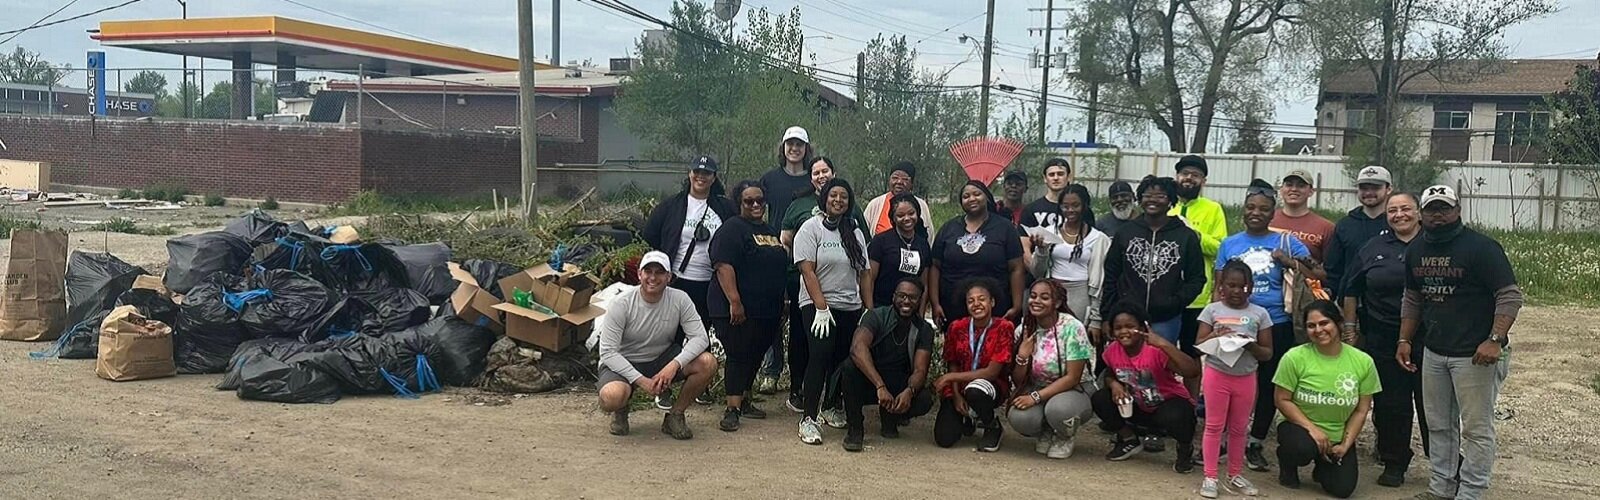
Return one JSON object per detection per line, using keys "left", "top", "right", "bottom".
{"left": 260, "top": 197, "right": 280, "bottom": 210}
{"left": 203, "top": 193, "right": 226, "bottom": 207}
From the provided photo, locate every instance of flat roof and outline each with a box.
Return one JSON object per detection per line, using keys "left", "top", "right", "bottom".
{"left": 0, "top": 81, "right": 154, "bottom": 99}
{"left": 94, "top": 16, "right": 541, "bottom": 75}
{"left": 324, "top": 67, "right": 623, "bottom": 96}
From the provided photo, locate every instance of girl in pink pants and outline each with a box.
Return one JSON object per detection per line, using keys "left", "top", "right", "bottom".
{"left": 1195, "top": 262, "right": 1275, "bottom": 498}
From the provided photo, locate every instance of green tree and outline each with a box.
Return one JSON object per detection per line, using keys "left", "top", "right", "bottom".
{"left": 0, "top": 46, "right": 66, "bottom": 86}
{"left": 156, "top": 81, "right": 202, "bottom": 117}
{"left": 197, "top": 80, "right": 278, "bottom": 118}
{"left": 1226, "top": 112, "right": 1274, "bottom": 154}
{"left": 1541, "top": 63, "right": 1600, "bottom": 227}
{"left": 124, "top": 70, "right": 168, "bottom": 97}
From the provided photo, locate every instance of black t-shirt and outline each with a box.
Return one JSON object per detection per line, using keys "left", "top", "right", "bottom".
{"left": 1018, "top": 196, "right": 1061, "bottom": 232}
{"left": 759, "top": 167, "right": 813, "bottom": 232}
{"left": 866, "top": 230, "right": 932, "bottom": 308}
{"left": 932, "top": 214, "right": 1024, "bottom": 319}
{"left": 1404, "top": 223, "right": 1517, "bottom": 357}
{"left": 1345, "top": 231, "right": 1409, "bottom": 347}
{"left": 857, "top": 306, "right": 935, "bottom": 374}
{"left": 707, "top": 217, "right": 790, "bottom": 319}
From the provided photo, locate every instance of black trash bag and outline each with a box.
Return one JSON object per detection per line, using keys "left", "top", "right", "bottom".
{"left": 300, "top": 297, "right": 383, "bottom": 343}
{"left": 32, "top": 309, "right": 110, "bottom": 360}
{"left": 234, "top": 354, "right": 342, "bottom": 404}
{"left": 352, "top": 287, "right": 431, "bottom": 333}
{"left": 237, "top": 270, "right": 337, "bottom": 339}
{"left": 252, "top": 232, "right": 339, "bottom": 287}
{"left": 319, "top": 243, "right": 411, "bottom": 294}
{"left": 165, "top": 231, "right": 253, "bottom": 294}
{"left": 564, "top": 243, "right": 603, "bottom": 268}
{"left": 63, "top": 252, "right": 147, "bottom": 329}
{"left": 384, "top": 243, "right": 454, "bottom": 304}
{"left": 305, "top": 328, "right": 441, "bottom": 396}
{"left": 411, "top": 317, "right": 496, "bottom": 387}
{"left": 223, "top": 210, "right": 289, "bottom": 246}
{"left": 460, "top": 259, "right": 521, "bottom": 299}
{"left": 174, "top": 273, "right": 250, "bottom": 374}
{"left": 217, "top": 337, "right": 326, "bottom": 390}
{"left": 116, "top": 288, "right": 179, "bottom": 327}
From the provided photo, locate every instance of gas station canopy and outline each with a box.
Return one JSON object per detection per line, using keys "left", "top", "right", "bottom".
{"left": 93, "top": 16, "right": 538, "bottom": 76}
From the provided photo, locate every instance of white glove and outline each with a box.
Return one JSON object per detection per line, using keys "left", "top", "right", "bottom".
{"left": 810, "top": 307, "right": 835, "bottom": 339}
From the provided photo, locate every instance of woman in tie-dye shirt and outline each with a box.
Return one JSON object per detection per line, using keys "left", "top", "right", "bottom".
{"left": 1008, "top": 279, "right": 1097, "bottom": 459}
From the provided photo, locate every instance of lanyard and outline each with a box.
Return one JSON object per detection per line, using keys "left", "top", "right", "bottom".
{"left": 968, "top": 318, "right": 993, "bottom": 372}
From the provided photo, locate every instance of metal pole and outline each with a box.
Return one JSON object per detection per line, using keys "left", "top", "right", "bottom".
{"left": 979, "top": 0, "right": 996, "bottom": 136}
{"left": 356, "top": 63, "right": 364, "bottom": 124}
{"left": 441, "top": 81, "right": 447, "bottom": 129}
{"left": 1037, "top": 0, "right": 1053, "bottom": 146}
{"left": 180, "top": 0, "right": 190, "bottom": 118}
{"left": 518, "top": 0, "right": 540, "bottom": 219}
{"left": 1087, "top": 81, "right": 1100, "bottom": 144}
{"left": 552, "top": 0, "right": 561, "bottom": 66}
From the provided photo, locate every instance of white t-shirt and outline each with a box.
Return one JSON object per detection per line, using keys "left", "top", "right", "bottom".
{"left": 1048, "top": 228, "right": 1107, "bottom": 283}
{"left": 674, "top": 196, "right": 723, "bottom": 282}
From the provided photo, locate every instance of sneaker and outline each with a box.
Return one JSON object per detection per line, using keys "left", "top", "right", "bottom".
{"left": 655, "top": 389, "right": 675, "bottom": 411}
{"left": 1106, "top": 437, "right": 1142, "bottom": 461}
{"left": 1224, "top": 475, "right": 1259, "bottom": 496}
{"left": 719, "top": 407, "right": 741, "bottom": 432}
{"left": 880, "top": 419, "right": 901, "bottom": 439}
{"left": 1245, "top": 443, "right": 1271, "bottom": 472}
{"left": 1377, "top": 464, "right": 1407, "bottom": 487}
{"left": 785, "top": 394, "right": 804, "bottom": 414}
{"left": 661, "top": 412, "right": 693, "bottom": 440}
{"left": 843, "top": 427, "right": 864, "bottom": 452}
{"left": 1142, "top": 434, "right": 1166, "bottom": 453}
{"left": 694, "top": 393, "right": 715, "bottom": 405}
{"left": 1278, "top": 468, "right": 1301, "bottom": 489}
{"left": 1047, "top": 435, "right": 1075, "bottom": 459}
{"left": 821, "top": 408, "right": 848, "bottom": 429}
{"left": 739, "top": 400, "right": 768, "bottom": 420}
{"left": 977, "top": 423, "right": 1003, "bottom": 452}
{"left": 798, "top": 417, "right": 823, "bottom": 445}
{"left": 1035, "top": 433, "right": 1054, "bottom": 455}
{"left": 608, "top": 410, "right": 629, "bottom": 436}
{"left": 1408, "top": 493, "right": 1451, "bottom": 500}
{"left": 1199, "top": 477, "right": 1219, "bottom": 499}
{"left": 1173, "top": 444, "right": 1196, "bottom": 474}
{"left": 755, "top": 374, "right": 778, "bottom": 395}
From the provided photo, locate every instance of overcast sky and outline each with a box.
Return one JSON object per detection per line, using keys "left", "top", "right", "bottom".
{"left": 6, "top": 0, "right": 1597, "bottom": 147}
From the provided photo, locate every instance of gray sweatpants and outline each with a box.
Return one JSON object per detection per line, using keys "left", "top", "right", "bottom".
{"left": 1008, "top": 388, "right": 1094, "bottom": 438}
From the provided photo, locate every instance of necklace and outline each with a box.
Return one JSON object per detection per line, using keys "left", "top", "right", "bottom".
{"left": 897, "top": 229, "right": 915, "bottom": 248}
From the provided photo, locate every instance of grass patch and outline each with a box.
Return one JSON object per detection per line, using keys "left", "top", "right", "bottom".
{"left": 359, "top": 211, "right": 589, "bottom": 271}
{"left": 1591, "top": 373, "right": 1600, "bottom": 397}
{"left": 141, "top": 184, "right": 191, "bottom": 203}
{"left": 328, "top": 190, "right": 503, "bottom": 216}
{"left": 116, "top": 188, "right": 139, "bottom": 200}
{"left": 203, "top": 193, "right": 227, "bottom": 207}
{"left": 87, "top": 217, "right": 177, "bottom": 236}
{"left": 0, "top": 213, "right": 44, "bottom": 237}
{"left": 260, "top": 197, "right": 280, "bottom": 210}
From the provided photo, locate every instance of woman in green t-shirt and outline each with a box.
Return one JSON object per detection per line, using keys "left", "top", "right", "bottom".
{"left": 1272, "top": 300, "right": 1381, "bottom": 499}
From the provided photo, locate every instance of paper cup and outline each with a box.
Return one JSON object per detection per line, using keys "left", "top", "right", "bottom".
{"left": 1118, "top": 398, "right": 1134, "bottom": 418}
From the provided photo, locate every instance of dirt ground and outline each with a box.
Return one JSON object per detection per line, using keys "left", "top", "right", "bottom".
{"left": 0, "top": 304, "right": 1593, "bottom": 499}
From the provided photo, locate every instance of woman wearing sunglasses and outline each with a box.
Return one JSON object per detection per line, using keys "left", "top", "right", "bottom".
{"left": 708, "top": 180, "right": 790, "bottom": 431}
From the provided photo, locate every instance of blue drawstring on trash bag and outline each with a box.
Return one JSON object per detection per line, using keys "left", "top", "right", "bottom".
{"left": 379, "top": 355, "right": 441, "bottom": 399}
{"left": 223, "top": 289, "right": 274, "bottom": 312}
{"left": 274, "top": 236, "right": 307, "bottom": 270}
{"left": 548, "top": 243, "right": 567, "bottom": 272}
{"left": 320, "top": 244, "right": 373, "bottom": 272}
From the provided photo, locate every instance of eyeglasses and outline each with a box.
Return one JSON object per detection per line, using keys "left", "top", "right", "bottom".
{"left": 742, "top": 197, "right": 766, "bottom": 206}
{"left": 892, "top": 292, "right": 920, "bottom": 301}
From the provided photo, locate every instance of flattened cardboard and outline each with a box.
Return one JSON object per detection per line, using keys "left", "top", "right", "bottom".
{"left": 446, "top": 262, "right": 504, "bottom": 334}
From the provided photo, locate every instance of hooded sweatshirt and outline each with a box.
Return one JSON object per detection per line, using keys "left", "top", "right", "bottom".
{"left": 1101, "top": 216, "right": 1208, "bottom": 323}
{"left": 1169, "top": 197, "right": 1227, "bottom": 308}
{"left": 1325, "top": 206, "right": 1390, "bottom": 300}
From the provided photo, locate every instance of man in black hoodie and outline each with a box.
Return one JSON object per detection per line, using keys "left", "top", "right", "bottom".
{"left": 1325, "top": 165, "right": 1393, "bottom": 299}
{"left": 1101, "top": 176, "right": 1207, "bottom": 345}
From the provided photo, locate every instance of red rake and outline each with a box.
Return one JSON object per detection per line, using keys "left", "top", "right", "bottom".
{"left": 950, "top": 136, "right": 1026, "bottom": 185}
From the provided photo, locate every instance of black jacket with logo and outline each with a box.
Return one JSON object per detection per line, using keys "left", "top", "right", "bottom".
{"left": 1101, "top": 216, "right": 1207, "bottom": 323}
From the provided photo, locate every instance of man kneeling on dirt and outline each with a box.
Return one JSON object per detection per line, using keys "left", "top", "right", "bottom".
{"left": 597, "top": 251, "right": 718, "bottom": 439}
{"left": 837, "top": 277, "right": 936, "bottom": 452}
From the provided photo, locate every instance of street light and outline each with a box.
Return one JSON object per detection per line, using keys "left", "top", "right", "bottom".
{"left": 798, "top": 35, "right": 831, "bottom": 66}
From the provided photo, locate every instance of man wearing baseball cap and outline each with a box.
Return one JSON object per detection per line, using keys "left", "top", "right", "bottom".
{"left": 1097, "top": 180, "right": 1137, "bottom": 237}
{"left": 1397, "top": 184, "right": 1522, "bottom": 500}
{"left": 996, "top": 170, "right": 1030, "bottom": 225}
{"left": 1326, "top": 165, "right": 1393, "bottom": 300}
{"left": 754, "top": 126, "right": 815, "bottom": 395}
{"left": 596, "top": 251, "right": 719, "bottom": 439}
{"left": 1169, "top": 155, "right": 1228, "bottom": 433}
{"left": 1271, "top": 169, "right": 1335, "bottom": 262}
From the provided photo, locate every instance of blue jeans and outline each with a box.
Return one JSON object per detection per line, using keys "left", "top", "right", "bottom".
{"left": 1422, "top": 347, "right": 1510, "bottom": 500}
{"left": 1149, "top": 316, "right": 1183, "bottom": 344}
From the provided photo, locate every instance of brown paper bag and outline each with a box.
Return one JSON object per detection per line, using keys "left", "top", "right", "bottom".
{"left": 0, "top": 229, "right": 68, "bottom": 341}
{"left": 95, "top": 305, "right": 176, "bottom": 382}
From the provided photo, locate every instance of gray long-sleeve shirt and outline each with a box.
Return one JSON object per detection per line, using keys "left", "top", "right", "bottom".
{"left": 596, "top": 286, "right": 709, "bottom": 383}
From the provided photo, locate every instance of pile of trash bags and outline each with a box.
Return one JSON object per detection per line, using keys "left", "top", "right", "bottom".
{"left": 39, "top": 211, "right": 504, "bottom": 404}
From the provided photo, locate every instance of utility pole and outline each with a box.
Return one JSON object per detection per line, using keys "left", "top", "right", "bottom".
{"left": 517, "top": 0, "right": 539, "bottom": 218}
{"left": 178, "top": 0, "right": 189, "bottom": 118}
{"left": 1087, "top": 81, "right": 1100, "bottom": 144}
{"left": 979, "top": 0, "right": 996, "bottom": 136}
{"left": 551, "top": 0, "right": 561, "bottom": 65}
{"left": 1029, "top": 0, "right": 1062, "bottom": 146}
{"left": 856, "top": 52, "right": 866, "bottom": 98}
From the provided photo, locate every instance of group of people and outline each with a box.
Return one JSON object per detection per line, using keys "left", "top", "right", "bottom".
{"left": 595, "top": 125, "right": 1522, "bottom": 500}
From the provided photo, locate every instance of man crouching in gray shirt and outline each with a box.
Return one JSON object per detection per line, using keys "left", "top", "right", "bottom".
{"left": 597, "top": 250, "right": 719, "bottom": 439}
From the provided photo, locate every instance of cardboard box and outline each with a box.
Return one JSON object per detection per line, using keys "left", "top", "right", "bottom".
{"left": 492, "top": 264, "right": 604, "bottom": 351}
{"left": 446, "top": 262, "right": 505, "bottom": 334}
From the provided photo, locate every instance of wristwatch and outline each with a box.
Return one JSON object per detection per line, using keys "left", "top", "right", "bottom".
{"left": 1030, "top": 390, "right": 1042, "bottom": 403}
{"left": 1489, "top": 332, "right": 1507, "bottom": 345}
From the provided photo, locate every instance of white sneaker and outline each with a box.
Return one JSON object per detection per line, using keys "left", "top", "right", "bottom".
{"left": 1225, "top": 475, "right": 1259, "bottom": 496}
{"left": 1200, "top": 477, "right": 1219, "bottom": 499}
{"left": 1047, "top": 435, "right": 1075, "bottom": 459}
{"left": 1035, "top": 433, "right": 1054, "bottom": 455}
{"left": 820, "top": 408, "right": 848, "bottom": 429}
{"left": 798, "top": 417, "right": 823, "bottom": 445}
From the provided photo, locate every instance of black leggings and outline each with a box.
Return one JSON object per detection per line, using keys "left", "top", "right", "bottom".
{"left": 1251, "top": 322, "right": 1298, "bottom": 440}
{"left": 1090, "top": 387, "right": 1196, "bottom": 447}
{"left": 713, "top": 317, "right": 780, "bottom": 400}
{"left": 933, "top": 386, "right": 998, "bottom": 448}
{"left": 1277, "top": 420, "right": 1360, "bottom": 498}
{"left": 800, "top": 305, "right": 862, "bottom": 419}
{"left": 839, "top": 361, "right": 933, "bottom": 429}
{"left": 1367, "top": 336, "right": 1429, "bottom": 466}
{"left": 785, "top": 277, "right": 806, "bottom": 396}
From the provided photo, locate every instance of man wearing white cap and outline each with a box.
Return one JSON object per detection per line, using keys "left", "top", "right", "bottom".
{"left": 1397, "top": 185, "right": 1523, "bottom": 500}
{"left": 755, "top": 126, "right": 816, "bottom": 395}
{"left": 1326, "top": 165, "right": 1393, "bottom": 300}
{"left": 596, "top": 251, "right": 719, "bottom": 439}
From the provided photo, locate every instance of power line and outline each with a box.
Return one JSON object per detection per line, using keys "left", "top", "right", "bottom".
{"left": 275, "top": 0, "right": 457, "bottom": 48}
{"left": 0, "top": 0, "right": 144, "bottom": 37}
{"left": 0, "top": 0, "right": 83, "bottom": 46}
